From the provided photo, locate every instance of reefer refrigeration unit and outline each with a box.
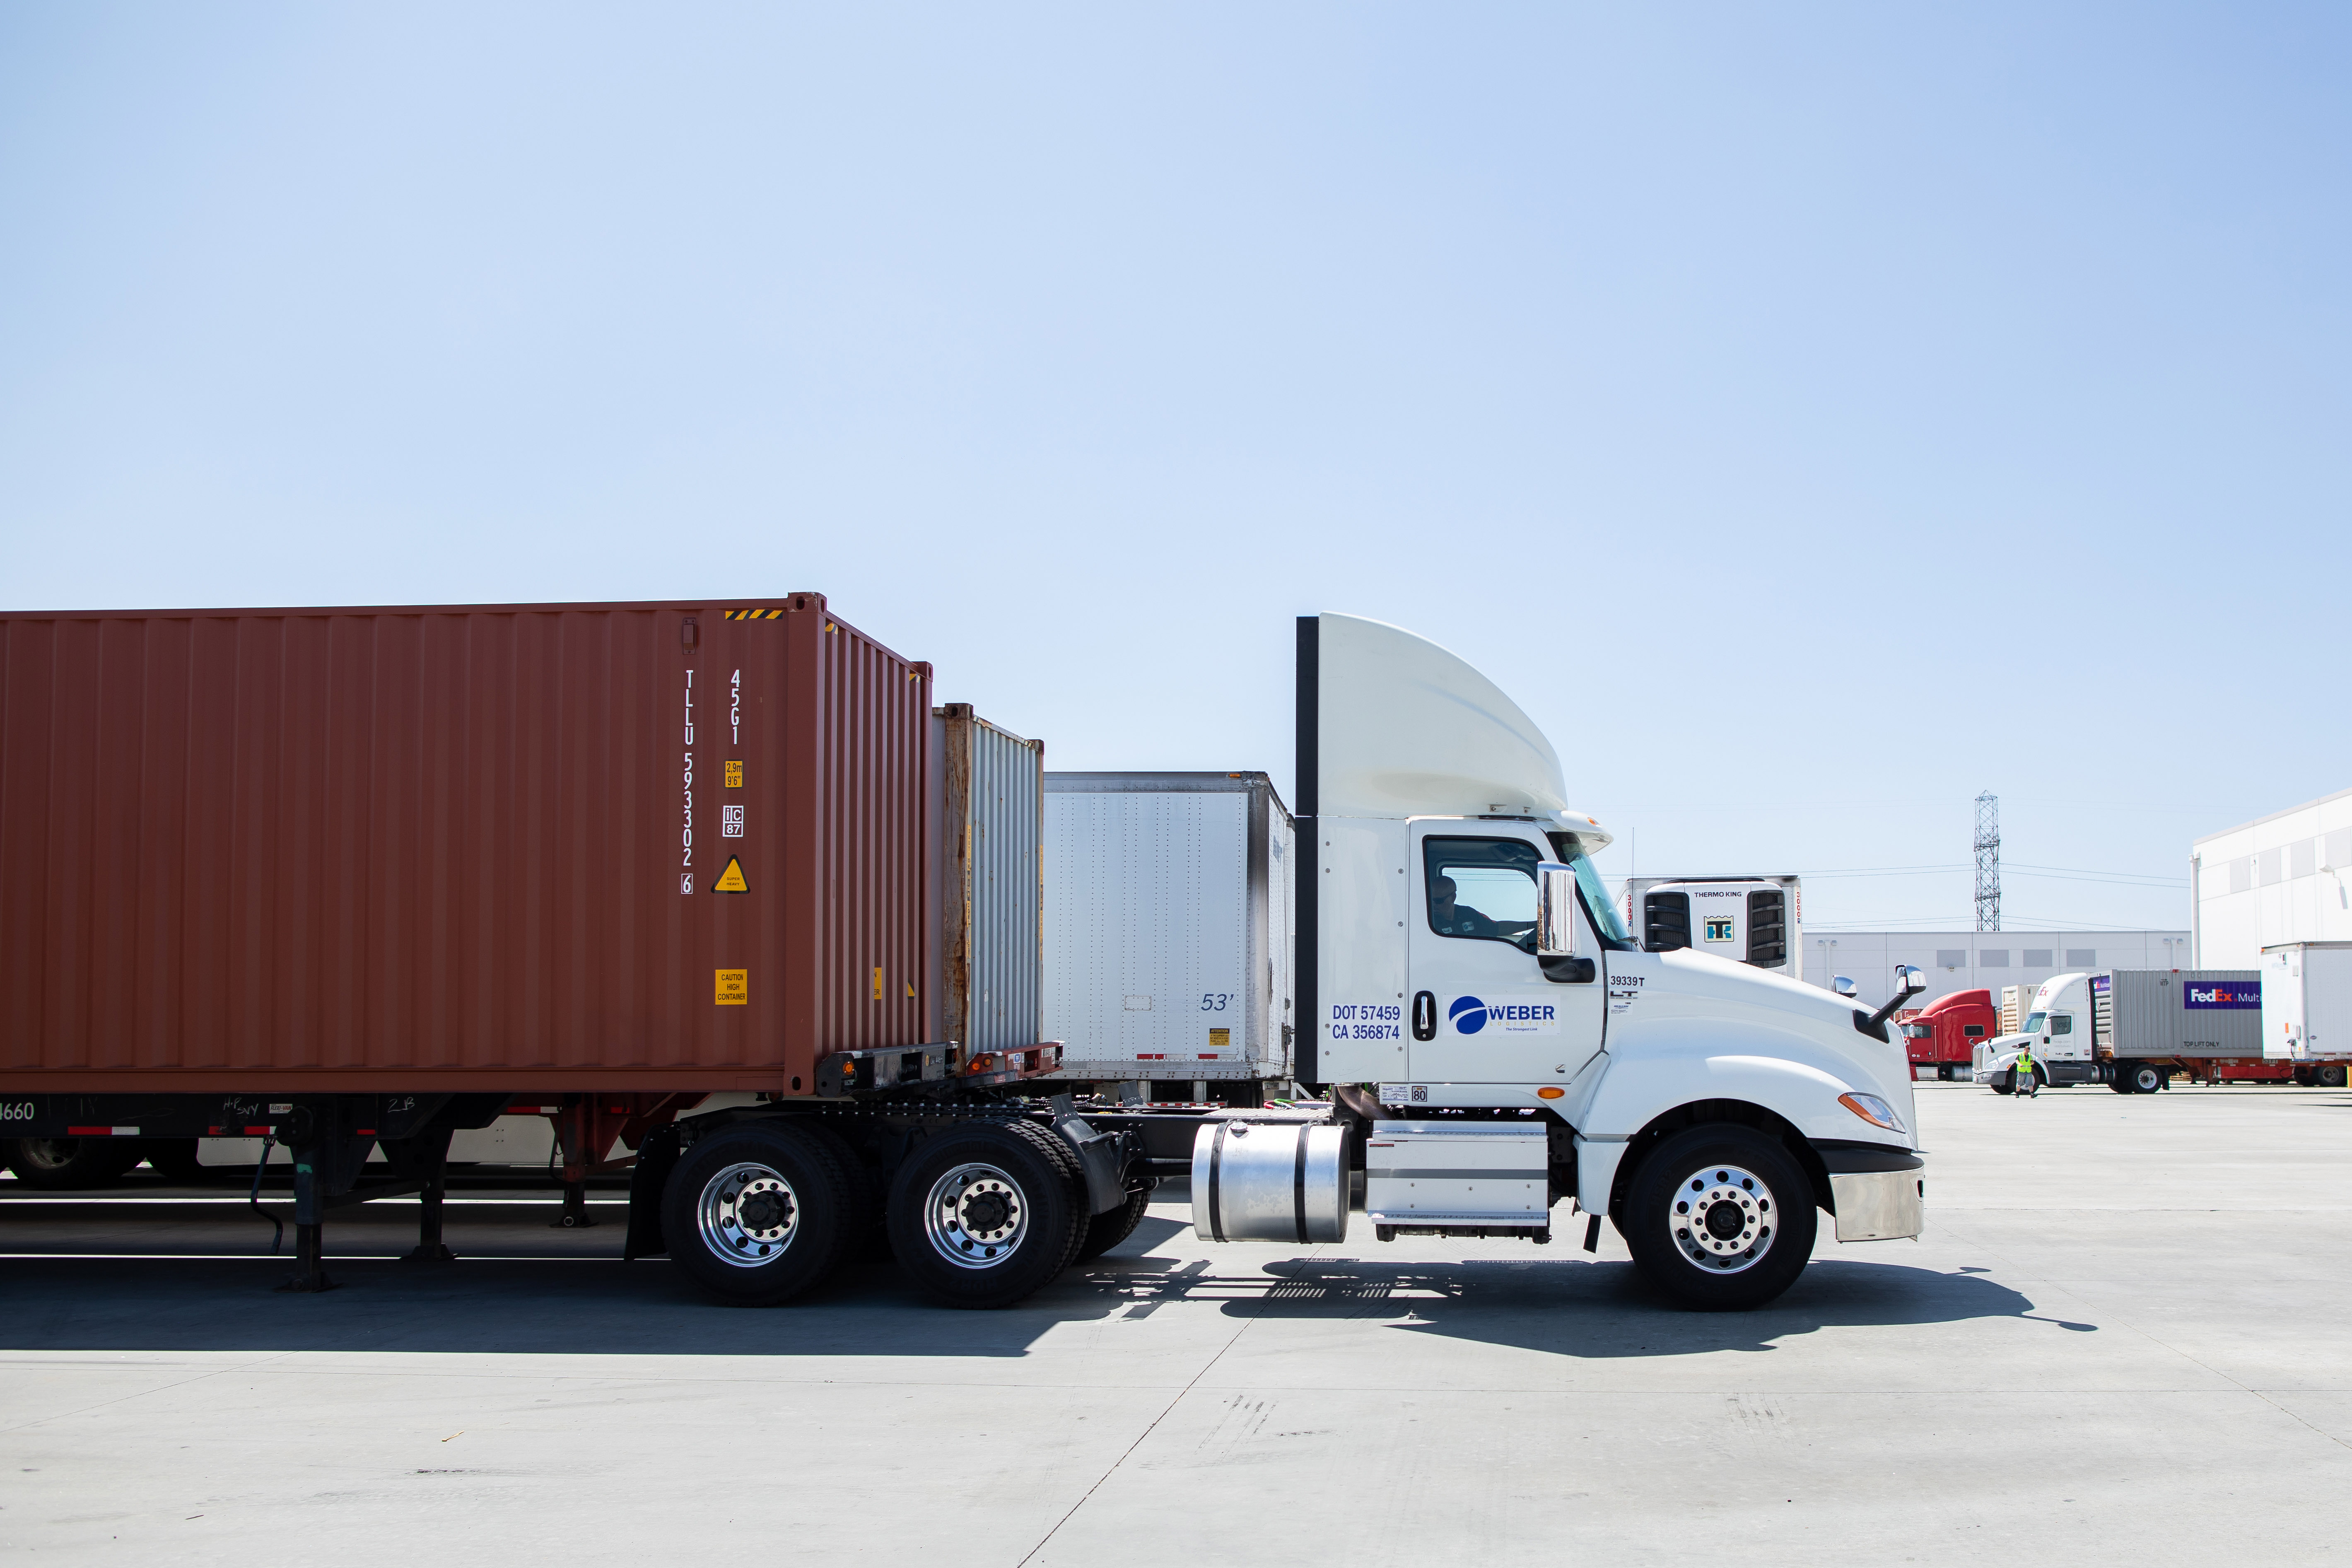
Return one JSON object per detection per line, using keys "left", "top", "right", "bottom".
{"left": 1621, "top": 875, "right": 1801, "bottom": 978}
{"left": 1040, "top": 772, "right": 1293, "bottom": 1095}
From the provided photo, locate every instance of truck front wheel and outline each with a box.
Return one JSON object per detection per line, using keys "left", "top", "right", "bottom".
{"left": 886, "top": 1121, "right": 1081, "bottom": 1309}
{"left": 1620, "top": 1126, "right": 1816, "bottom": 1311}
{"left": 662, "top": 1122, "right": 850, "bottom": 1307}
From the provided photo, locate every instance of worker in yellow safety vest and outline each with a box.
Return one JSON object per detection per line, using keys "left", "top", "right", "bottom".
{"left": 2013, "top": 1041, "right": 2039, "bottom": 1098}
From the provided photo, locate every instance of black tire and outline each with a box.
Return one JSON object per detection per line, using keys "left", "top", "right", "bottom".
{"left": 1076, "top": 1185, "right": 1153, "bottom": 1261}
{"left": 2125, "top": 1063, "right": 2166, "bottom": 1095}
{"left": 1990, "top": 1074, "right": 2015, "bottom": 1096}
{"left": 2108, "top": 1073, "right": 2137, "bottom": 1095}
{"left": 4, "top": 1137, "right": 143, "bottom": 1190}
{"left": 1619, "top": 1124, "right": 1817, "bottom": 1311}
{"left": 794, "top": 1119, "right": 888, "bottom": 1261}
{"left": 2321, "top": 1064, "right": 2349, "bottom": 1089}
{"left": 886, "top": 1120, "right": 1083, "bottom": 1309}
{"left": 661, "top": 1121, "right": 850, "bottom": 1307}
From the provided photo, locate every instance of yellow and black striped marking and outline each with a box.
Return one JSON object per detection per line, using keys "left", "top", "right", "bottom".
{"left": 722, "top": 608, "right": 786, "bottom": 620}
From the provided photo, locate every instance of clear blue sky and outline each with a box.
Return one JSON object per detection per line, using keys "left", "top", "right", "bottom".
{"left": 4, "top": 4, "right": 2345, "bottom": 934}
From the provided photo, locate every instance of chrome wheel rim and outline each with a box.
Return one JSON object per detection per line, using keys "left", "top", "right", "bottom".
{"left": 1667, "top": 1163, "right": 1777, "bottom": 1274}
{"left": 924, "top": 1161, "right": 1029, "bottom": 1270}
{"left": 696, "top": 1160, "right": 800, "bottom": 1269}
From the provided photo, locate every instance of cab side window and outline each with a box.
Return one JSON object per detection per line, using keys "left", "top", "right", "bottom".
{"left": 1964, "top": 1024, "right": 1985, "bottom": 1038}
{"left": 2050, "top": 1015, "right": 2074, "bottom": 1036}
{"left": 1424, "top": 836, "right": 1541, "bottom": 955}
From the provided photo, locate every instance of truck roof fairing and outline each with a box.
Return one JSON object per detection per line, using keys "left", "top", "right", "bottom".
{"left": 1305, "top": 612, "right": 1571, "bottom": 823}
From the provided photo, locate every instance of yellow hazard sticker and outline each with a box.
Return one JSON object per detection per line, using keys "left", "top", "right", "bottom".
{"left": 724, "top": 760, "right": 743, "bottom": 788}
{"left": 722, "top": 608, "right": 785, "bottom": 620}
{"left": 712, "top": 857, "right": 748, "bottom": 894}
{"left": 871, "top": 967, "right": 883, "bottom": 1001}
{"left": 1209, "top": 1028, "right": 1230, "bottom": 1047}
{"left": 715, "top": 969, "right": 748, "bottom": 1006}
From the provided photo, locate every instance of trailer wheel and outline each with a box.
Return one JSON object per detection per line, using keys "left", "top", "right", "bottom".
{"left": 1619, "top": 1125, "right": 1816, "bottom": 1312}
{"left": 4, "top": 1138, "right": 143, "bottom": 1190}
{"left": 1075, "top": 1185, "right": 1153, "bottom": 1262}
{"left": 2125, "top": 1063, "right": 2166, "bottom": 1095}
{"left": 2321, "top": 1064, "right": 2349, "bottom": 1089}
{"left": 661, "top": 1122, "right": 849, "bottom": 1307}
{"left": 886, "top": 1120, "right": 1082, "bottom": 1309}
{"left": 794, "top": 1120, "right": 888, "bottom": 1261}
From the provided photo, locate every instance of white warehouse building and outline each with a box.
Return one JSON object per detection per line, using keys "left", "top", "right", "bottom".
{"left": 2192, "top": 785, "right": 2352, "bottom": 966}
{"left": 1800, "top": 929, "right": 2190, "bottom": 1010}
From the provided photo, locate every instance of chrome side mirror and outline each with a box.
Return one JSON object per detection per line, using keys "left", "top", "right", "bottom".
{"left": 1833, "top": 975, "right": 1859, "bottom": 998}
{"left": 1895, "top": 964, "right": 1926, "bottom": 999}
{"left": 1534, "top": 862, "right": 1578, "bottom": 958}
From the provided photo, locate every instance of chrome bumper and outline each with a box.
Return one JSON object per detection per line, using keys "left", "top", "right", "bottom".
{"left": 1829, "top": 1166, "right": 1924, "bottom": 1242}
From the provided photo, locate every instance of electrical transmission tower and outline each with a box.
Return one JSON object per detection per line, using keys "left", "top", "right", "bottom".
{"left": 1973, "top": 791, "right": 2001, "bottom": 931}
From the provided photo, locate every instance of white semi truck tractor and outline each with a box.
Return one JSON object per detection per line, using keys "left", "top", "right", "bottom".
{"left": 1184, "top": 614, "right": 1927, "bottom": 1311}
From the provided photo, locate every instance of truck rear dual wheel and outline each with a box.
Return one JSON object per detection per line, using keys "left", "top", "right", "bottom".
{"left": 1076, "top": 1185, "right": 1153, "bottom": 1262}
{"left": 1620, "top": 1126, "right": 1816, "bottom": 1312}
{"left": 886, "top": 1121, "right": 1084, "bottom": 1309}
{"left": 663, "top": 1122, "right": 854, "bottom": 1307}
{"left": 3, "top": 1138, "right": 144, "bottom": 1190}
{"left": 2117, "top": 1063, "right": 2166, "bottom": 1095}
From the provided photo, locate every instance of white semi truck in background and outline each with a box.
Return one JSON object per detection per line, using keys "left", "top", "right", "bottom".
{"left": 1621, "top": 875, "right": 1802, "bottom": 978}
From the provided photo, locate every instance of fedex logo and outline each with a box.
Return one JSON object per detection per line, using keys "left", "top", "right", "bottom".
{"left": 2184, "top": 983, "right": 2259, "bottom": 1010}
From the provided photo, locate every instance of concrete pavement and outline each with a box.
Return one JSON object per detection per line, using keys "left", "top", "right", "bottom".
{"left": 3, "top": 1083, "right": 2347, "bottom": 1565}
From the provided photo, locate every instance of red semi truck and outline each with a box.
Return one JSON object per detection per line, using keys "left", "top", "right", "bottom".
{"left": 1901, "top": 989, "right": 1996, "bottom": 1081}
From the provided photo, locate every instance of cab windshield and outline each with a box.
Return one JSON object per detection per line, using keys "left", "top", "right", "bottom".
{"left": 2022, "top": 1011, "right": 2046, "bottom": 1035}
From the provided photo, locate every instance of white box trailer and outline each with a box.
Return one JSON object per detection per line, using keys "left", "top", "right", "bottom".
{"left": 2000, "top": 984, "right": 2037, "bottom": 1036}
{"left": 1620, "top": 875, "right": 1801, "bottom": 978}
{"left": 1040, "top": 772, "right": 1293, "bottom": 1095}
{"left": 2261, "top": 943, "right": 2352, "bottom": 1086}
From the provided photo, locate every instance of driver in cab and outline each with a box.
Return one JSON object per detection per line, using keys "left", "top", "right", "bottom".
{"left": 1429, "top": 875, "right": 1504, "bottom": 940}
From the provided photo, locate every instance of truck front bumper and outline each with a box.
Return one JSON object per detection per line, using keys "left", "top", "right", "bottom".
{"left": 1817, "top": 1143, "right": 1924, "bottom": 1242}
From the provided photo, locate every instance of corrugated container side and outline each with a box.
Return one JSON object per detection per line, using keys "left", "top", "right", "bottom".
{"left": 2101, "top": 969, "right": 2262, "bottom": 1058}
{"left": 0, "top": 594, "right": 931, "bottom": 1093}
{"left": 934, "top": 705, "right": 1043, "bottom": 1051}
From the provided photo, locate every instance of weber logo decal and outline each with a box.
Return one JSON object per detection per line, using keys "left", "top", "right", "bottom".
{"left": 2184, "top": 982, "right": 2260, "bottom": 1010}
{"left": 1447, "top": 995, "right": 1561, "bottom": 1036}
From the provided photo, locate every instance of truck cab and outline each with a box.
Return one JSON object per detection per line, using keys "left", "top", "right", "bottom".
{"left": 1901, "top": 989, "right": 1995, "bottom": 1081}
{"left": 1973, "top": 972, "right": 2096, "bottom": 1090}
{"left": 1257, "top": 612, "right": 1926, "bottom": 1311}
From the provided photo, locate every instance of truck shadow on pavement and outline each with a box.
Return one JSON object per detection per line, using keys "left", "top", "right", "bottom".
{"left": 0, "top": 1243, "right": 2064, "bottom": 1360}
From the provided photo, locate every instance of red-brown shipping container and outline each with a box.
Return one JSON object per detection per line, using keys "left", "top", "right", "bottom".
{"left": 0, "top": 593, "right": 933, "bottom": 1095}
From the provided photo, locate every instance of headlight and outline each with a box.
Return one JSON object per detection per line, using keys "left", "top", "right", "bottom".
{"left": 1838, "top": 1091, "right": 1906, "bottom": 1135}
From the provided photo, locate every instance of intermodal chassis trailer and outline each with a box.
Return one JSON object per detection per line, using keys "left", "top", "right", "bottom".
{"left": 0, "top": 594, "right": 1142, "bottom": 1303}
